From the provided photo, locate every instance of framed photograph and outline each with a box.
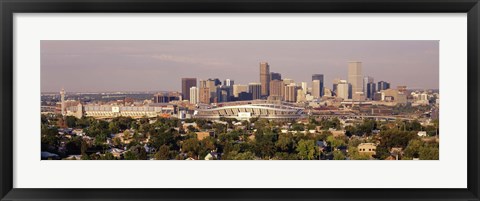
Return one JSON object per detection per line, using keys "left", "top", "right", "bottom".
{"left": 1, "top": 0, "right": 479, "bottom": 200}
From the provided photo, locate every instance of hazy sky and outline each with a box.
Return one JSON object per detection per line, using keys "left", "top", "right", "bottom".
{"left": 41, "top": 40, "right": 439, "bottom": 92}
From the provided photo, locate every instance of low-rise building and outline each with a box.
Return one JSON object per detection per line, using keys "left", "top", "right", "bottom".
{"left": 358, "top": 143, "right": 377, "bottom": 155}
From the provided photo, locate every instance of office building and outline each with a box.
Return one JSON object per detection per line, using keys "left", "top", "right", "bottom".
{"left": 284, "top": 84, "right": 298, "bottom": 102}
{"left": 348, "top": 61, "right": 363, "bottom": 96}
{"left": 363, "top": 76, "right": 373, "bottom": 94}
{"left": 312, "top": 74, "right": 324, "bottom": 97}
{"left": 296, "top": 89, "right": 306, "bottom": 103}
{"left": 154, "top": 92, "right": 181, "bottom": 103}
{"left": 189, "top": 87, "right": 199, "bottom": 104}
{"left": 312, "top": 80, "right": 321, "bottom": 99}
{"left": 249, "top": 83, "right": 262, "bottom": 100}
{"left": 283, "top": 78, "right": 294, "bottom": 85}
{"left": 233, "top": 84, "right": 248, "bottom": 97}
{"left": 216, "top": 86, "right": 232, "bottom": 103}
{"left": 224, "top": 79, "right": 234, "bottom": 86}
{"left": 237, "top": 92, "right": 253, "bottom": 101}
{"left": 260, "top": 62, "right": 270, "bottom": 97}
{"left": 378, "top": 81, "right": 391, "bottom": 91}
{"left": 199, "top": 80, "right": 211, "bottom": 104}
{"left": 181, "top": 78, "right": 197, "bottom": 101}
{"left": 332, "top": 78, "right": 340, "bottom": 95}
{"left": 337, "top": 80, "right": 349, "bottom": 100}
{"left": 301, "top": 82, "right": 308, "bottom": 95}
{"left": 366, "top": 82, "right": 376, "bottom": 100}
{"left": 269, "top": 79, "right": 284, "bottom": 98}
{"left": 270, "top": 72, "right": 282, "bottom": 81}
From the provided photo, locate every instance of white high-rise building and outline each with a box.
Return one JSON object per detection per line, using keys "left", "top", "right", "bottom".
{"left": 337, "top": 80, "right": 349, "bottom": 100}
{"left": 224, "top": 79, "right": 234, "bottom": 86}
{"left": 189, "top": 87, "right": 199, "bottom": 104}
{"left": 312, "top": 80, "right": 321, "bottom": 98}
{"left": 301, "top": 82, "right": 308, "bottom": 95}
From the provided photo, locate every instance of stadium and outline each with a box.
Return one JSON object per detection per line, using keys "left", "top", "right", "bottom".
{"left": 193, "top": 100, "right": 305, "bottom": 121}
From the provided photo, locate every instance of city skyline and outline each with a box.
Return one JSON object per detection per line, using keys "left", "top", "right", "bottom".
{"left": 41, "top": 40, "right": 439, "bottom": 92}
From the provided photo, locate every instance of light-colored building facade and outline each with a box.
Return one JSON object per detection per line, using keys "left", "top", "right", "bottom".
{"left": 312, "top": 80, "right": 321, "bottom": 99}
{"left": 358, "top": 143, "right": 377, "bottom": 156}
{"left": 284, "top": 84, "right": 297, "bottom": 102}
{"left": 301, "top": 82, "right": 308, "bottom": 95}
{"left": 348, "top": 61, "right": 363, "bottom": 96}
{"left": 233, "top": 84, "right": 248, "bottom": 98}
{"left": 189, "top": 87, "right": 199, "bottom": 104}
{"left": 336, "top": 80, "right": 349, "bottom": 100}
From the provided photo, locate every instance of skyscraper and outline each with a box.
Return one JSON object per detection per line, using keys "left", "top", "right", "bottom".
{"left": 366, "top": 82, "right": 376, "bottom": 100}
{"left": 233, "top": 84, "right": 248, "bottom": 97}
{"left": 337, "top": 80, "right": 349, "bottom": 100}
{"left": 189, "top": 87, "right": 199, "bottom": 104}
{"left": 363, "top": 76, "right": 374, "bottom": 94}
{"left": 312, "top": 80, "right": 321, "bottom": 98}
{"left": 260, "top": 62, "right": 270, "bottom": 97}
{"left": 348, "top": 61, "right": 363, "bottom": 96}
{"left": 198, "top": 80, "right": 211, "bottom": 104}
{"left": 216, "top": 86, "right": 231, "bottom": 102}
{"left": 249, "top": 83, "right": 262, "bottom": 100}
{"left": 301, "top": 82, "right": 308, "bottom": 95}
{"left": 269, "top": 79, "right": 284, "bottom": 98}
{"left": 312, "top": 74, "right": 325, "bottom": 98}
{"left": 270, "top": 72, "right": 282, "bottom": 81}
{"left": 283, "top": 78, "right": 294, "bottom": 85}
{"left": 378, "top": 81, "right": 391, "bottom": 91}
{"left": 312, "top": 74, "right": 324, "bottom": 97}
{"left": 332, "top": 78, "right": 340, "bottom": 95}
{"left": 284, "top": 84, "right": 298, "bottom": 102}
{"left": 224, "top": 79, "right": 234, "bottom": 86}
{"left": 181, "top": 78, "right": 197, "bottom": 101}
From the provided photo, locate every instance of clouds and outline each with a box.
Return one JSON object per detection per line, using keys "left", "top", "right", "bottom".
{"left": 41, "top": 40, "right": 439, "bottom": 92}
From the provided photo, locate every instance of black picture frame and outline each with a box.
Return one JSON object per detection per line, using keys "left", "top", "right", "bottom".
{"left": 1, "top": 0, "right": 479, "bottom": 200}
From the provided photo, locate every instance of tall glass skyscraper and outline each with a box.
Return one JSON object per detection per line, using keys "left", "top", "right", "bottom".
{"left": 312, "top": 74, "right": 324, "bottom": 97}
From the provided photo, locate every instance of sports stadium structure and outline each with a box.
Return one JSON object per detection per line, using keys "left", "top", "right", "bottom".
{"left": 193, "top": 100, "right": 305, "bottom": 121}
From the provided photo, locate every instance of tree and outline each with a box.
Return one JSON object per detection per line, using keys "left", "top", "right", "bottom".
{"left": 326, "top": 135, "right": 346, "bottom": 149}
{"left": 154, "top": 145, "right": 170, "bottom": 160}
{"left": 65, "top": 116, "right": 77, "bottom": 128}
{"left": 275, "top": 133, "right": 295, "bottom": 152}
{"left": 102, "top": 152, "right": 115, "bottom": 160}
{"left": 253, "top": 132, "right": 277, "bottom": 159}
{"left": 128, "top": 145, "right": 147, "bottom": 160}
{"left": 229, "top": 151, "right": 256, "bottom": 160}
{"left": 182, "top": 138, "right": 200, "bottom": 156}
{"left": 296, "top": 139, "right": 317, "bottom": 160}
{"left": 291, "top": 123, "right": 305, "bottom": 131}
{"left": 123, "top": 151, "right": 137, "bottom": 160}
{"left": 108, "top": 121, "right": 120, "bottom": 134}
{"left": 123, "top": 130, "right": 132, "bottom": 140}
{"left": 333, "top": 150, "right": 346, "bottom": 160}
